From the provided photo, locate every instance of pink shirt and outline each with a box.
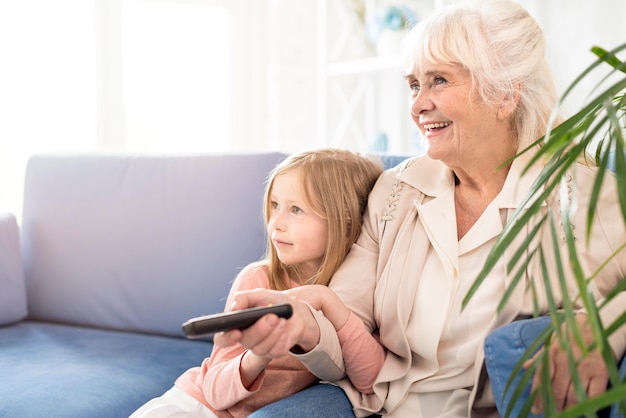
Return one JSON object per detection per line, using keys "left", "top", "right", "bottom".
{"left": 175, "top": 261, "right": 383, "bottom": 417}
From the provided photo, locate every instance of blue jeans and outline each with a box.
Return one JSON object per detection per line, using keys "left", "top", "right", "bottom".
{"left": 249, "top": 383, "right": 361, "bottom": 418}
{"left": 484, "top": 317, "right": 626, "bottom": 418}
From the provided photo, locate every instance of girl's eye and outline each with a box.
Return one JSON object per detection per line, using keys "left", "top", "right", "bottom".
{"left": 270, "top": 201, "right": 279, "bottom": 210}
{"left": 291, "top": 206, "right": 302, "bottom": 214}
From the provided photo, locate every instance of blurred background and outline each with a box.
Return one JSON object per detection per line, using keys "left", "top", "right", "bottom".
{"left": 0, "top": 0, "right": 624, "bottom": 218}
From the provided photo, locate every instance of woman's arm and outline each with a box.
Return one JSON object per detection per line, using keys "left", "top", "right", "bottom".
{"left": 289, "top": 170, "right": 394, "bottom": 385}
{"left": 286, "top": 285, "right": 385, "bottom": 394}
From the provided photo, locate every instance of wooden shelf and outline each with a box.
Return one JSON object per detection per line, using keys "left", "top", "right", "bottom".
{"left": 317, "top": 0, "right": 436, "bottom": 154}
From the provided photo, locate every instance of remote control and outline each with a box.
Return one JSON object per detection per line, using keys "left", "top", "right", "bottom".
{"left": 182, "top": 304, "right": 293, "bottom": 338}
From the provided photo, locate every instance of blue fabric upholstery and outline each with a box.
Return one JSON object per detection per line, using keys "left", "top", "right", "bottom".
{"left": 0, "top": 321, "right": 212, "bottom": 418}
{"left": 484, "top": 316, "right": 551, "bottom": 417}
{"left": 21, "top": 153, "right": 286, "bottom": 337}
{"left": 0, "top": 152, "right": 411, "bottom": 417}
{"left": 249, "top": 383, "right": 357, "bottom": 418}
{"left": 377, "top": 154, "right": 410, "bottom": 170}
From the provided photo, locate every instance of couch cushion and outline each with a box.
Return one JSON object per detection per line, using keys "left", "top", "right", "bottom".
{"left": 21, "top": 153, "right": 286, "bottom": 337}
{"left": 0, "top": 213, "right": 27, "bottom": 325}
{"left": 0, "top": 321, "right": 212, "bottom": 418}
{"left": 378, "top": 154, "right": 409, "bottom": 170}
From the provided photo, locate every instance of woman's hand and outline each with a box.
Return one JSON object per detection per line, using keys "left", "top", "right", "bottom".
{"left": 214, "top": 288, "right": 321, "bottom": 357}
{"left": 525, "top": 313, "right": 610, "bottom": 414}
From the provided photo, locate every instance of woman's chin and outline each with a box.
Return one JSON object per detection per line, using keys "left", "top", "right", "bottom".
{"left": 425, "top": 146, "right": 444, "bottom": 161}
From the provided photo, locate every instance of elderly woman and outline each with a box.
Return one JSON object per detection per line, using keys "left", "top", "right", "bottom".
{"left": 216, "top": 0, "right": 626, "bottom": 417}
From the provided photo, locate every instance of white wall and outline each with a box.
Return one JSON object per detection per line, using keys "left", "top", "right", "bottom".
{"left": 0, "top": 0, "right": 624, "bottom": 217}
{"left": 519, "top": 0, "right": 626, "bottom": 114}
{"left": 264, "top": 0, "right": 626, "bottom": 152}
{"left": 265, "top": 0, "right": 318, "bottom": 152}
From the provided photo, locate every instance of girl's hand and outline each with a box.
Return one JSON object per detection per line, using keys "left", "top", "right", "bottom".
{"left": 284, "top": 284, "right": 332, "bottom": 310}
{"left": 239, "top": 349, "right": 272, "bottom": 389}
{"left": 286, "top": 285, "right": 351, "bottom": 331}
{"left": 214, "top": 288, "right": 321, "bottom": 356}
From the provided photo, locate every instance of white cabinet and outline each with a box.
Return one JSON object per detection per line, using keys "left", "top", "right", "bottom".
{"left": 316, "top": 0, "right": 439, "bottom": 155}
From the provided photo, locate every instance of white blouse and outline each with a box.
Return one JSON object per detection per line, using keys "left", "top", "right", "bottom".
{"left": 397, "top": 194, "right": 506, "bottom": 417}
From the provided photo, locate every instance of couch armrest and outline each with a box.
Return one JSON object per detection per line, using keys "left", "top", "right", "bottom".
{"left": 0, "top": 213, "right": 27, "bottom": 325}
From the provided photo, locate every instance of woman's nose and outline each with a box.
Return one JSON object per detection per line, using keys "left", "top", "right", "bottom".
{"left": 410, "top": 90, "right": 434, "bottom": 117}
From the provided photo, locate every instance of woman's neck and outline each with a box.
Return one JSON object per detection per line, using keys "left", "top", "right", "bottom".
{"left": 452, "top": 158, "right": 513, "bottom": 240}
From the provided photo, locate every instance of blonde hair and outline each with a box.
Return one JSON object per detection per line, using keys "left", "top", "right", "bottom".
{"left": 263, "top": 149, "right": 383, "bottom": 290}
{"left": 402, "top": 0, "right": 562, "bottom": 151}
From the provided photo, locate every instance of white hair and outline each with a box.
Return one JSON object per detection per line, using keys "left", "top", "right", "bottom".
{"left": 402, "top": 0, "right": 561, "bottom": 150}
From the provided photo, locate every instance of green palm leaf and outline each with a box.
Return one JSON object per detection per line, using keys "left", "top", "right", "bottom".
{"left": 466, "top": 43, "right": 626, "bottom": 417}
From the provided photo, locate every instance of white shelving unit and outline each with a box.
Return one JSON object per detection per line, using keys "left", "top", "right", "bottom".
{"left": 316, "top": 0, "right": 438, "bottom": 155}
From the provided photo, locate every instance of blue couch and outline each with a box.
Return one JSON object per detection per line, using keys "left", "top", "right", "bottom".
{"left": 0, "top": 152, "right": 408, "bottom": 418}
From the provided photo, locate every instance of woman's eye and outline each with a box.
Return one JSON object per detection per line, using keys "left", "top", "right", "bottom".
{"left": 434, "top": 76, "right": 446, "bottom": 85}
{"left": 409, "top": 82, "right": 420, "bottom": 92}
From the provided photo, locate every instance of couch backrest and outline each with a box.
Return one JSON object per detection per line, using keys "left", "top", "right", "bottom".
{"left": 0, "top": 213, "right": 27, "bottom": 326}
{"left": 21, "top": 153, "right": 287, "bottom": 337}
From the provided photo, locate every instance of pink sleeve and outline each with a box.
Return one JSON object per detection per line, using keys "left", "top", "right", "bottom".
{"left": 202, "top": 348, "right": 264, "bottom": 410}
{"left": 192, "top": 263, "right": 272, "bottom": 410}
{"left": 336, "top": 311, "right": 385, "bottom": 394}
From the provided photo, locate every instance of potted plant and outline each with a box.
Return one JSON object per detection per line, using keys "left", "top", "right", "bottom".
{"left": 465, "top": 43, "right": 626, "bottom": 417}
{"left": 366, "top": 4, "right": 417, "bottom": 56}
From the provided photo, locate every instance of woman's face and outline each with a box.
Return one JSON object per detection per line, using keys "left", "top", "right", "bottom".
{"left": 406, "top": 62, "right": 509, "bottom": 168}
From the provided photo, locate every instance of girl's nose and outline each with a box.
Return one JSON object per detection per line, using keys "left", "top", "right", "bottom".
{"left": 270, "top": 213, "right": 286, "bottom": 231}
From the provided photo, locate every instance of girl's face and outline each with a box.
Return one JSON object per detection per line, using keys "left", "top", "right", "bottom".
{"left": 268, "top": 171, "right": 328, "bottom": 281}
{"left": 406, "top": 62, "right": 507, "bottom": 169}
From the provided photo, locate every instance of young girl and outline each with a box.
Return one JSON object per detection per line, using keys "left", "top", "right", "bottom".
{"left": 131, "top": 148, "right": 384, "bottom": 417}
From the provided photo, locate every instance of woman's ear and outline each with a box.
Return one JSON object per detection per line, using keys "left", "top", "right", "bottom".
{"left": 497, "top": 84, "right": 521, "bottom": 120}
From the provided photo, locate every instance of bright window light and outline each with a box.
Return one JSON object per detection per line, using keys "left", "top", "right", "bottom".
{"left": 0, "top": 0, "right": 234, "bottom": 218}
{"left": 0, "top": 0, "right": 96, "bottom": 217}
{"left": 121, "top": 0, "right": 232, "bottom": 153}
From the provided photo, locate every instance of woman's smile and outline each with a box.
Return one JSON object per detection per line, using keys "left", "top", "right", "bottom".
{"left": 422, "top": 120, "right": 453, "bottom": 138}
{"left": 423, "top": 121, "right": 452, "bottom": 131}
